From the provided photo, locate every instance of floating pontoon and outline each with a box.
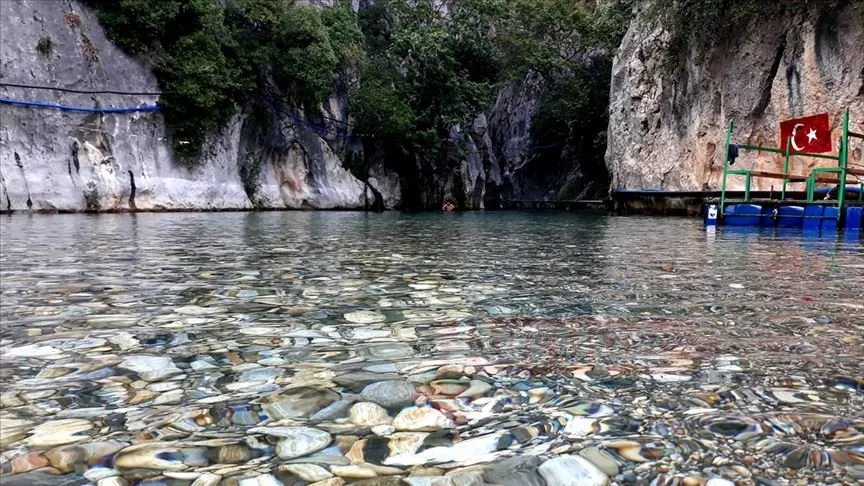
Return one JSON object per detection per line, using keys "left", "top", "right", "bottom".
{"left": 707, "top": 110, "right": 864, "bottom": 231}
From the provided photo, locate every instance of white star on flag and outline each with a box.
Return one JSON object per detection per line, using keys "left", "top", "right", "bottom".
{"left": 806, "top": 128, "right": 818, "bottom": 143}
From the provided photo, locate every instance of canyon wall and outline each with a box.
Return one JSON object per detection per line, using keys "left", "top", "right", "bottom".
{"left": 0, "top": 0, "right": 558, "bottom": 212}
{"left": 606, "top": 2, "right": 864, "bottom": 192}
{"left": 0, "top": 0, "right": 388, "bottom": 212}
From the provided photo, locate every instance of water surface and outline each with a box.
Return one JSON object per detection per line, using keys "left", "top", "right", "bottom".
{"left": 1, "top": 212, "right": 862, "bottom": 485}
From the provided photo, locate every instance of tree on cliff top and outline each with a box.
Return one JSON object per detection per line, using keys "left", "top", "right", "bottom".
{"left": 349, "top": 0, "right": 507, "bottom": 156}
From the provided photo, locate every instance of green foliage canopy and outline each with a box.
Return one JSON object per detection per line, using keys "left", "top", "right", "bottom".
{"left": 91, "top": 0, "right": 361, "bottom": 161}
{"left": 91, "top": 0, "right": 632, "bottom": 170}
{"left": 350, "top": 0, "right": 631, "bottom": 160}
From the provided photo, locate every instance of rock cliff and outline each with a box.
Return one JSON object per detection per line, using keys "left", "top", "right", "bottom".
{"left": 0, "top": 0, "right": 388, "bottom": 212}
{"left": 13, "top": 0, "right": 854, "bottom": 212}
{"left": 400, "top": 74, "right": 544, "bottom": 210}
{"left": 0, "top": 0, "right": 561, "bottom": 212}
{"left": 607, "top": 2, "right": 864, "bottom": 192}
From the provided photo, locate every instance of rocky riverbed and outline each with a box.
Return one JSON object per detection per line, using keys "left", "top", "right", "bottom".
{"left": 2, "top": 309, "right": 861, "bottom": 486}
{"left": 1, "top": 213, "right": 862, "bottom": 485}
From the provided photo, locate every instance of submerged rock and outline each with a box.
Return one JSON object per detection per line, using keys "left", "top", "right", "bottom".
{"left": 250, "top": 427, "right": 332, "bottom": 459}
{"left": 350, "top": 478, "right": 406, "bottom": 486}
{"left": 578, "top": 447, "right": 620, "bottom": 476}
{"left": 403, "top": 477, "right": 454, "bottom": 486}
{"left": 538, "top": 455, "right": 608, "bottom": 486}
{"left": 113, "top": 444, "right": 190, "bottom": 470}
{"left": 483, "top": 455, "right": 546, "bottom": 486}
{"left": 118, "top": 356, "right": 181, "bottom": 381}
{"left": 191, "top": 473, "right": 222, "bottom": 486}
{"left": 362, "top": 381, "right": 416, "bottom": 409}
{"left": 96, "top": 477, "right": 129, "bottom": 486}
{"left": 331, "top": 464, "right": 378, "bottom": 479}
{"left": 207, "top": 444, "right": 257, "bottom": 464}
{"left": 361, "top": 343, "right": 415, "bottom": 360}
{"left": 279, "top": 463, "right": 333, "bottom": 482}
{"left": 236, "top": 474, "right": 282, "bottom": 486}
{"left": 309, "top": 399, "right": 355, "bottom": 423}
{"left": 335, "top": 372, "right": 403, "bottom": 391}
{"left": 385, "top": 433, "right": 506, "bottom": 467}
{"left": 26, "top": 419, "right": 94, "bottom": 447}
{"left": 344, "top": 311, "right": 386, "bottom": 324}
{"left": 308, "top": 478, "right": 347, "bottom": 486}
{"left": 386, "top": 432, "right": 429, "bottom": 457}
{"left": 45, "top": 441, "right": 127, "bottom": 472}
{"left": 456, "top": 380, "right": 493, "bottom": 399}
{"left": 3, "top": 451, "right": 50, "bottom": 475}
{"left": 350, "top": 402, "right": 393, "bottom": 427}
{"left": 260, "top": 387, "right": 340, "bottom": 419}
{"left": 392, "top": 407, "right": 455, "bottom": 432}
{"left": 429, "top": 380, "right": 470, "bottom": 396}
{"left": 0, "top": 472, "right": 88, "bottom": 485}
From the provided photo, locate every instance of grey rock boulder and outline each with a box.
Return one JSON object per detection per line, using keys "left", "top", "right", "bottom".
{"left": 483, "top": 455, "right": 546, "bottom": 486}
{"left": 360, "top": 381, "right": 416, "bottom": 409}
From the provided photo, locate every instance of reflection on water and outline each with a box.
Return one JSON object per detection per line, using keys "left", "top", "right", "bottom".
{"left": 1, "top": 212, "right": 862, "bottom": 485}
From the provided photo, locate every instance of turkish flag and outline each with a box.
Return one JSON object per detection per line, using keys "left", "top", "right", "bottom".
{"left": 779, "top": 113, "right": 832, "bottom": 153}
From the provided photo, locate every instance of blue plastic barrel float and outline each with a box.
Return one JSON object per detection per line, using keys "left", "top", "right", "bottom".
{"left": 724, "top": 204, "right": 762, "bottom": 226}
{"left": 822, "top": 206, "right": 839, "bottom": 232}
{"left": 846, "top": 207, "right": 863, "bottom": 230}
{"left": 777, "top": 206, "right": 805, "bottom": 228}
{"left": 814, "top": 185, "right": 863, "bottom": 198}
{"left": 803, "top": 206, "right": 823, "bottom": 232}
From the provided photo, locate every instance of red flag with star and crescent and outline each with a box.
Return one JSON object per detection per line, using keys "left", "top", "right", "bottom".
{"left": 779, "top": 113, "right": 832, "bottom": 153}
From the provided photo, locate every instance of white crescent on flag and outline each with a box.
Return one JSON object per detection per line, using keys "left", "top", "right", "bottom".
{"left": 790, "top": 123, "right": 805, "bottom": 151}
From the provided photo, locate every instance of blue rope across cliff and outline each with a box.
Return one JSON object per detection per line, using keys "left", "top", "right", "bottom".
{"left": 0, "top": 97, "right": 160, "bottom": 113}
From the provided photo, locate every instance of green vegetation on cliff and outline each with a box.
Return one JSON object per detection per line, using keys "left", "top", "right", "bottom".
{"left": 351, "top": 0, "right": 633, "bottom": 177}
{"left": 351, "top": 0, "right": 506, "bottom": 152}
{"left": 90, "top": 0, "right": 631, "bottom": 169}
{"left": 90, "top": 0, "right": 361, "bottom": 160}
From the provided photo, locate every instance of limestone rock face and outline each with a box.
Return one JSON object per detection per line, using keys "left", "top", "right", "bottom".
{"left": 606, "top": 3, "right": 864, "bottom": 192}
{"left": 411, "top": 74, "right": 546, "bottom": 210}
{"left": 12, "top": 0, "right": 841, "bottom": 211}
{"left": 0, "top": 0, "right": 556, "bottom": 213}
{"left": 0, "top": 0, "right": 394, "bottom": 212}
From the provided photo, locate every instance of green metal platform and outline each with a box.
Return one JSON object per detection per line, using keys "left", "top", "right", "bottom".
{"left": 718, "top": 109, "right": 864, "bottom": 227}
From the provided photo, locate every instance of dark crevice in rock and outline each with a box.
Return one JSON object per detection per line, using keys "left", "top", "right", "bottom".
{"left": 99, "top": 121, "right": 115, "bottom": 164}
{"left": 365, "top": 181, "right": 384, "bottom": 212}
{"left": 752, "top": 39, "right": 786, "bottom": 120}
{"left": 815, "top": 14, "right": 836, "bottom": 67}
{"left": 128, "top": 170, "right": 136, "bottom": 210}
{"left": 239, "top": 150, "right": 264, "bottom": 208}
{"left": 71, "top": 141, "right": 80, "bottom": 173}
{"left": 785, "top": 32, "right": 805, "bottom": 118}
{"left": 786, "top": 62, "right": 803, "bottom": 118}
{"left": 712, "top": 91, "right": 722, "bottom": 118}
{"left": 14, "top": 152, "right": 33, "bottom": 209}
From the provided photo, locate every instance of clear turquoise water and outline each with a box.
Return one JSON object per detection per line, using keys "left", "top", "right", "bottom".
{"left": 1, "top": 212, "right": 862, "bottom": 484}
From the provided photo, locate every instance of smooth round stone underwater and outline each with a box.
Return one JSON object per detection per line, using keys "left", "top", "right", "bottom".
{"left": 0, "top": 212, "right": 862, "bottom": 485}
